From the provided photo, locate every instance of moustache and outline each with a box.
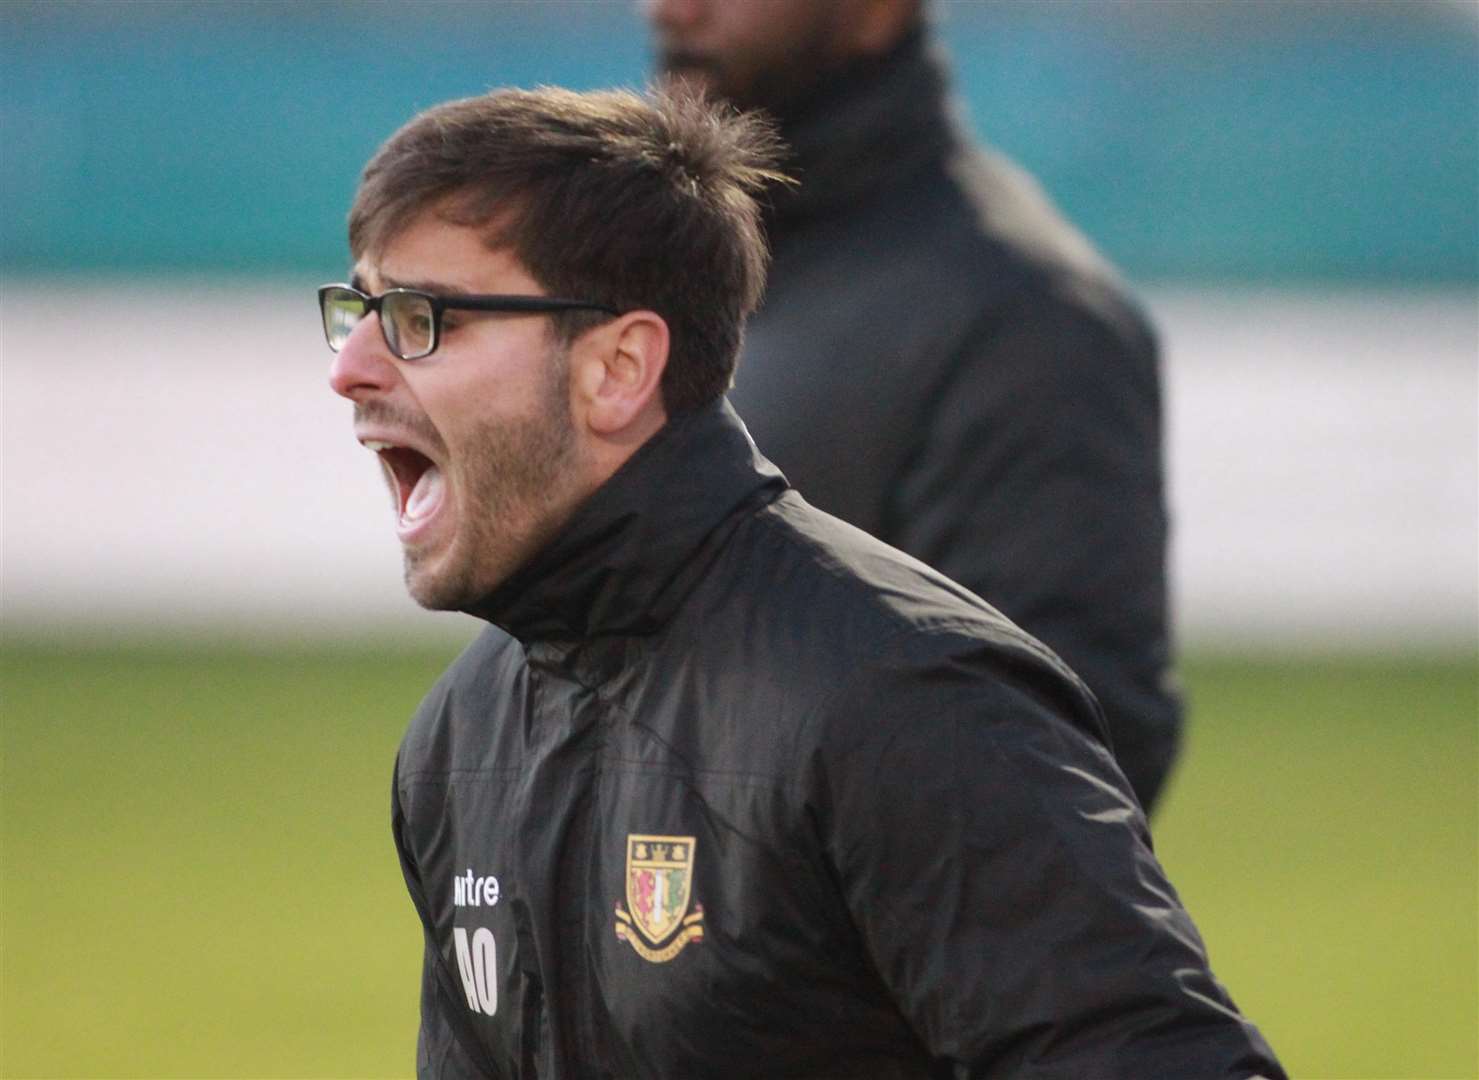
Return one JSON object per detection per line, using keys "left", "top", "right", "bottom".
{"left": 354, "top": 400, "right": 444, "bottom": 449}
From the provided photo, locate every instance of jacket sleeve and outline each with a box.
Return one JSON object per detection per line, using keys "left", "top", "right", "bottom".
{"left": 882, "top": 291, "right": 1181, "bottom": 811}
{"left": 812, "top": 632, "right": 1284, "bottom": 1079}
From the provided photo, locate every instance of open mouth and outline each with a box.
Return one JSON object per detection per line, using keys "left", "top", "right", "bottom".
{"left": 364, "top": 440, "right": 445, "bottom": 530}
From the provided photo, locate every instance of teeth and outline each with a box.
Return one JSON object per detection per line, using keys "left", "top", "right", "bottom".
{"left": 363, "top": 440, "right": 393, "bottom": 452}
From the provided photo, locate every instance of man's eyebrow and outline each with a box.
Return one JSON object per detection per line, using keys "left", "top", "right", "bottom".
{"left": 380, "top": 275, "right": 477, "bottom": 297}
{"left": 349, "top": 271, "right": 367, "bottom": 293}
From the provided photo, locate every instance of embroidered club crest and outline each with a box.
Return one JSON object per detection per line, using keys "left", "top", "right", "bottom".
{"left": 614, "top": 834, "right": 705, "bottom": 963}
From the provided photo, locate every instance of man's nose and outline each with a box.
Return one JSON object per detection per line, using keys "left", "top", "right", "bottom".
{"left": 328, "top": 314, "right": 398, "bottom": 401}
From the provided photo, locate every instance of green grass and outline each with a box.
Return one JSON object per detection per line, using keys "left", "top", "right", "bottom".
{"left": 1, "top": 642, "right": 453, "bottom": 1078}
{"left": 1153, "top": 655, "right": 1479, "bottom": 1080}
{"left": 2, "top": 643, "right": 1475, "bottom": 1078}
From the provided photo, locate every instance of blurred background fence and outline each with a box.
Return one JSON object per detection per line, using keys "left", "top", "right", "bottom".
{"left": 2, "top": 0, "right": 1475, "bottom": 647}
{"left": 2, "top": 2, "right": 1475, "bottom": 1077}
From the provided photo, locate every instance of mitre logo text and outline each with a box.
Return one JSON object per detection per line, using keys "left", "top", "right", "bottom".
{"left": 453, "top": 869, "right": 501, "bottom": 908}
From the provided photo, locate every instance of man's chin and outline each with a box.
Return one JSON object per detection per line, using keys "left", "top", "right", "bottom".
{"left": 403, "top": 552, "right": 476, "bottom": 613}
{"left": 659, "top": 63, "right": 787, "bottom": 118}
{"left": 659, "top": 58, "right": 723, "bottom": 98}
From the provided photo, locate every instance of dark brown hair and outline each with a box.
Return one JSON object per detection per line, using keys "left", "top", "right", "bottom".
{"left": 348, "top": 86, "right": 788, "bottom": 413}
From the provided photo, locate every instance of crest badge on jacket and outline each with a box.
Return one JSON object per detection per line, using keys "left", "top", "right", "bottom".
{"left": 615, "top": 834, "right": 705, "bottom": 962}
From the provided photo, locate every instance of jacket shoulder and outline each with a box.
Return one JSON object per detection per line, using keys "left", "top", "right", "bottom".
{"left": 396, "top": 625, "right": 525, "bottom": 780}
{"left": 719, "top": 492, "right": 1105, "bottom": 734}
{"left": 942, "top": 145, "right": 1156, "bottom": 352}
{"left": 766, "top": 138, "right": 1157, "bottom": 388}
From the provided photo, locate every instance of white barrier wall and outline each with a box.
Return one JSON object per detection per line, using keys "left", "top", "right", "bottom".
{"left": 2, "top": 281, "right": 1475, "bottom": 649}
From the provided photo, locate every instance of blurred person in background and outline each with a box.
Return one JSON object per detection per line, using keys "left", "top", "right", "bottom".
{"left": 321, "top": 85, "right": 1282, "bottom": 1079}
{"left": 646, "top": 0, "right": 1181, "bottom": 813}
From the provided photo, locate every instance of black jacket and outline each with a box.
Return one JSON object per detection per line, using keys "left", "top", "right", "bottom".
{"left": 392, "top": 401, "right": 1282, "bottom": 1079}
{"left": 730, "top": 30, "right": 1181, "bottom": 810}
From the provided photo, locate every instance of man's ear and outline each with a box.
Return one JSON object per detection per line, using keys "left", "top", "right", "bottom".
{"left": 571, "top": 310, "right": 670, "bottom": 437}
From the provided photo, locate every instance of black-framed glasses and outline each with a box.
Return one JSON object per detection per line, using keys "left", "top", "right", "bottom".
{"left": 317, "top": 283, "right": 619, "bottom": 360}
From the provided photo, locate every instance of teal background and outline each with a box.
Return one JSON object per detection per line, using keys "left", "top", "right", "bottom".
{"left": 2, "top": 0, "right": 1476, "bottom": 281}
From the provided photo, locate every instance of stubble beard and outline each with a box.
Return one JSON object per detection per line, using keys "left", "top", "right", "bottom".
{"left": 404, "top": 348, "right": 580, "bottom": 612}
{"left": 656, "top": 8, "right": 854, "bottom": 118}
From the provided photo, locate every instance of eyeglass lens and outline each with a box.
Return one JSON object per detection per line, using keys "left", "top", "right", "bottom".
{"left": 321, "top": 287, "right": 366, "bottom": 352}
{"left": 320, "top": 287, "right": 438, "bottom": 359}
{"left": 381, "top": 292, "right": 436, "bottom": 359}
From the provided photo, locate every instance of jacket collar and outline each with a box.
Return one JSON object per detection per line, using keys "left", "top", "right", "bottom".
{"left": 765, "top": 26, "right": 959, "bottom": 237}
{"left": 467, "top": 398, "right": 787, "bottom": 643}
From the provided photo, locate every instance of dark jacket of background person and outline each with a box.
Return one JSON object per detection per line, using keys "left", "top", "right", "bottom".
{"left": 392, "top": 400, "right": 1283, "bottom": 1079}
{"left": 728, "top": 28, "right": 1181, "bottom": 810}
